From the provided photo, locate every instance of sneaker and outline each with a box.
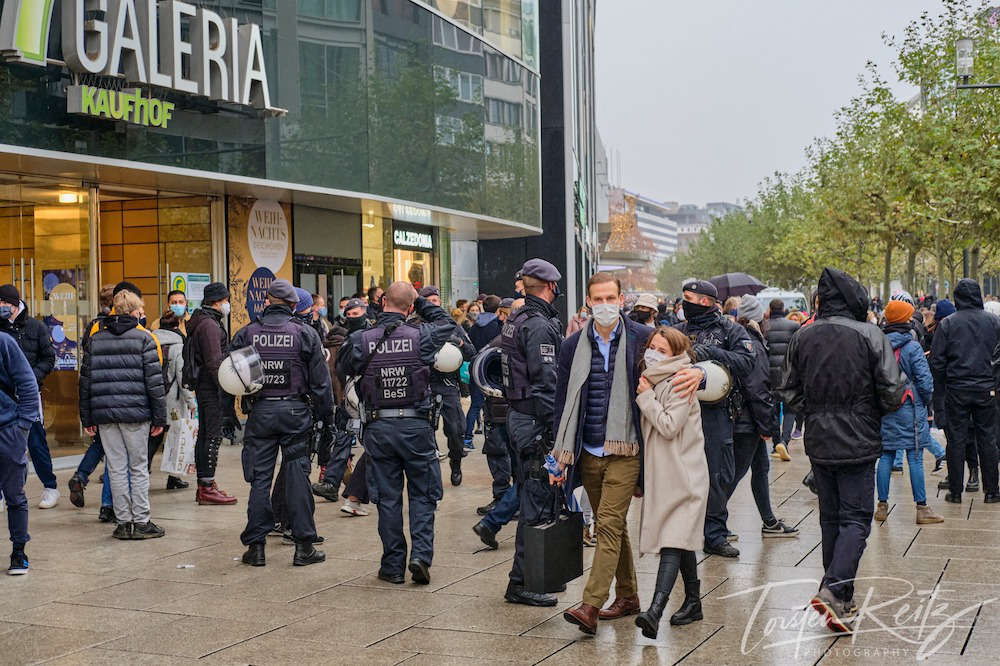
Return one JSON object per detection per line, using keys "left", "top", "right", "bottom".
{"left": 761, "top": 519, "right": 799, "bottom": 537}
{"left": 915, "top": 504, "right": 944, "bottom": 524}
{"left": 98, "top": 506, "right": 117, "bottom": 523}
{"left": 463, "top": 438, "right": 475, "bottom": 450}
{"left": 810, "top": 586, "right": 853, "bottom": 634}
{"left": 0, "top": 497, "right": 5, "bottom": 512}
{"left": 892, "top": 466, "right": 904, "bottom": 474}
{"left": 340, "top": 500, "right": 369, "bottom": 517}
{"left": 283, "top": 533, "right": 325, "bottom": 545}
{"left": 791, "top": 428, "right": 803, "bottom": 440}
{"left": 582, "top": 524, "right": 597, "bottom": 548}
{"left": 772, "top": 443, "right": 792, "bottom": 461}
{"left": 268, "top": 523, "right": 285, "bottom": 537}
{"left": 874, "top": 501, "right": 889, "bottom": 522}
{"left": 938, "top": 477, "right": 950, "bottom": 490}
{"left": 437, "top": 450, "right": 448, "bottom": 461}
{"left": 112, "top": 522, "right": 134, "bottom": 540}
{"left": 38, "top": 488, "right": 59, "bottom": 509}
{"left": 704, "top": 541, "right": 739, "bottom": 558}
{"left": 7, "top": 549, "right": 28, "bottom": 575}
{"left": 132, "top": 521, "right": 166, "bottom": 539}
{"left": 68, "top": 474, "right": 86, "bottom": 508}
{"left": 931, "top": 456, "right": 945, "bottom": 475}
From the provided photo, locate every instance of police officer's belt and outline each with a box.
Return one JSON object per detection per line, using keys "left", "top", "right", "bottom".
{"left": 369, "top": 408, "right": 427, "bottom": 420}
{"left": 260, "top": 395, "right": 306, "bottom": 401}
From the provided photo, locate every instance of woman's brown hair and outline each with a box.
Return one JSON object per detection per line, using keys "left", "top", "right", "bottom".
{"left": 642, "top": 326, "right": 696, "bottom": 371}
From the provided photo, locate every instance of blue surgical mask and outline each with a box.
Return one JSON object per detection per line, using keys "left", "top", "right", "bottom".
{"left": 0, "top": 305, "right": 11, "bottom": 320}
{"left": 170, "top": 304, "right": 187, "bottom": 318}
{"left": 318, "top": 307, "right": 328, "bottom": 317}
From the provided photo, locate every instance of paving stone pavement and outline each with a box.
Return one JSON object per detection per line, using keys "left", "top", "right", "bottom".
{"left": 2, "top": 430, "right": 999, "bottom": 665}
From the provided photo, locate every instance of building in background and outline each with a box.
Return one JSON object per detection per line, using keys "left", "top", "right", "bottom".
{"left": 630, "top": 192, "right": 678, "bottom": 266}
{"left": 671, "top": 201, "right": 743, "bottom": 253}
{"left": 478, "top": 0, "right": 599, "bottom": 320}
{"left": 0, "top": 0, "right": 541, "bottom": 456}
{"left": 598, "top": 189, "right": 657, "bottom": 293}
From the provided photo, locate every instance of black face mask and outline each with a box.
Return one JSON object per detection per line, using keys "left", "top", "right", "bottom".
{"left": 138, "top": 315, "right": 147, "bottom": 328}
{"left": 345, "top": 315, "right": 367, "bottom": 332}
{"left": 628, "top": 310, "right": 652, "bottom": 324}
{"left": 681, "top": 300, "right": 713, "bottom": 320}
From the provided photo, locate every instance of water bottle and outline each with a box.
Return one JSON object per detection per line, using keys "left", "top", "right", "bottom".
{"left": 544, "top": 454, "right": 562, "bottom": 479}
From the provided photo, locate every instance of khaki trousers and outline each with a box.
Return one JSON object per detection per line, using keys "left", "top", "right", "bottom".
{"left": 579, "top": 451, "right": 640, "bottom": 607}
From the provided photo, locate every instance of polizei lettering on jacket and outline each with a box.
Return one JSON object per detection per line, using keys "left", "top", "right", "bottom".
{"left": 367, "top": 338, "right": 414, "bottom": 354}
{"left": 252, "top": 333, "right": 293, "bottom": 348}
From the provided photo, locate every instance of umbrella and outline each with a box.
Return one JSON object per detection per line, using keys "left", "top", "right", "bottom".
{"left": 708, "top": 272, "right": 766, "bottom": 301}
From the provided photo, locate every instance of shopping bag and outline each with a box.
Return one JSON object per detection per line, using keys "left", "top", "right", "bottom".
{"left": 523, "top": 484, "right": 584, "bottom": 594}
{"left": 161, "top": 406, "right": 198, "bottom": 476}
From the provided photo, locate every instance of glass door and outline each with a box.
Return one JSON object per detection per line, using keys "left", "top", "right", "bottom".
{"left": 295, "top": 255, "right": 363, "bottom": 319}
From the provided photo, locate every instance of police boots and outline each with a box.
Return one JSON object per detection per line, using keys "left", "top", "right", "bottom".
{"left": 242, "top": 543, "right": 265, "bottom": 567}
{"left": 293, "top": 542, "right": 326, "bottom": 566}
{"left": 450, "top": 460, "right": 462, "bottom": 486}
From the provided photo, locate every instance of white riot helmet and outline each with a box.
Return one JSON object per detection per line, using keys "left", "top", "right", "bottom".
{"left": 344, "top": 376, "right": 361, "bottom": 419}
{"left": 694, "top": 360, "right": 733, "bottom": 405}
{"left": 218, "top": 347, "right": 264, "bottom": 396}
{"left": 434, "top": 342, "right": 463, "bottom": 373}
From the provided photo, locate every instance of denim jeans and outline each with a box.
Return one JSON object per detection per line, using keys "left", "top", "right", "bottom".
{"left": 877, "top": 449, "right": 925, "bottom": 504}
{"left": 813, "top": 461, "right": 875, "bottom": 603}
{"left": 76, "top": 436, "right": 105, "bottom": 483}
{"left": 480, "top": 482, "right": 520, "bottom": 533}
{"left": 101, "top": 467, "right": 112, "bottom": 508}
{"left": 464, "top": 385, "right": 485, "bottom": 438}
{"left": 27, "top": 421, "right": 56, "bottom": 489}
{"left": 895, "top": 439, "right": 946, "bottom": 467}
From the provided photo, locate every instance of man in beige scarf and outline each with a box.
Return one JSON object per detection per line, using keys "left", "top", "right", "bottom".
{"left": 554, "top": 273, "right": 701, "bottom": 634}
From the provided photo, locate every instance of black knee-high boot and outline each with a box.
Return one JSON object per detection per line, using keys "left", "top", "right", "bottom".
{"left": 669, "top": 550, "right": 703, "bottom": 626}
{"left": 635, "top": 548, "right": 682, "bottom": 639}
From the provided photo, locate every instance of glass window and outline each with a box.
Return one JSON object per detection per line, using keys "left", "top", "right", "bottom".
{"left": 298, "top": 0, "right": 362, "bottom": 21}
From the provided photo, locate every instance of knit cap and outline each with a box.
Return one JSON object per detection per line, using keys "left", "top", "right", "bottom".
{"left": 885, "top": 300, "right": 915, "bottom": 324}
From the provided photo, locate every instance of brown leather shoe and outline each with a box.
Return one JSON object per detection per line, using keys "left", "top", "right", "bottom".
{"left": 196, "top": 482, "right": 238, "bottom": 505}
{"left": 563, "top": 603, "right": 599, "bottom": 634}
{"left": 599, "top": 594, "right": 640, "bottom": 620}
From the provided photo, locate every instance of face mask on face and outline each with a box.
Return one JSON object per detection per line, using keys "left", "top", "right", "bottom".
{"left": 0, "top": 305, "right": 11, "bottom": 320}
{"left": 220, "top": 302, "right": 231, "bottom": 317}
{"left": 170, "top": 304, "right": 187, "bottom": 318}
{"left": 682, "top": 300, "right": 712, "bottom": 320}
{"left": 346, "top": 315, "right": 366, "bottom": 332}
{"left": 591, "top": 303, "right": 620, "bottom": 327}
{"left": 138, "top": 315, "right": 147, "bottom": 328}
{"left": 318, "top": 307, "right": 328, "bottom": 318}
{"left": 644, "top": 349, "right": 668, "bottom": 367}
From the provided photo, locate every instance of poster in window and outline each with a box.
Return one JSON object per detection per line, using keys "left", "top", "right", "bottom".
{"left": 227, "top": 198, "right": 293, "bottom": 332}
{"left": 42, "top": 270, "right": 78, "bottom": 371}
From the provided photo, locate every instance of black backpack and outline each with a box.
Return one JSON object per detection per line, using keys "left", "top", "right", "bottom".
{"left": 181, "top": 335, "right": 200, "bottom": 391}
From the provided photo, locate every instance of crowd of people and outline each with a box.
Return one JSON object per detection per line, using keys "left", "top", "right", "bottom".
{"left": 1, "top": 259, "right": 998, "bottom": 640}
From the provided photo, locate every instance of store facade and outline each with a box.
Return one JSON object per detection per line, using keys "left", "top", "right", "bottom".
{"left": 0, "top": 0, "right": 540, "bottom": 455}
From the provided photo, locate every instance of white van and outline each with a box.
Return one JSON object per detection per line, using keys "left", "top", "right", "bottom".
{"left": 757, "top": 288, "right": 809, "bottom": 314}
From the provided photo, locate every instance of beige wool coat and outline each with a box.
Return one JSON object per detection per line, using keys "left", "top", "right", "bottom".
{"left": 635, "top": 353, "right": 709, "bottom": 554}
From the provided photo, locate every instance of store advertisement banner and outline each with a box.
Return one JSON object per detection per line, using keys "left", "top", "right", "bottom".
{"left": 227, "top": 198, "right": 292, "bottom": 332}
{"left": 42, "top": 269, "right": 78, "bottom": 370}
{"left": 170, "top": 272, "right": 211, "bottom": 313}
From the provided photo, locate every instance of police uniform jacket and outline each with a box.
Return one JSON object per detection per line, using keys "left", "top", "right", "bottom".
{"left": 675, "top": 308, "right": 755, "bottom": 393}
{"left": 408, "top": 311, "right": 477, "bottom": 387}
{"left": 231, "top": 304, "right": 334, "bottom": 422}
{"left": 503, "top": 294, "right": 562, "bottom": 427}
{"left": 337, "top": 297, "right": 464, "bottom": 413}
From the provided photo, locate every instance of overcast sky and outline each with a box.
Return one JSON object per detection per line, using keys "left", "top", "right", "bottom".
{"left": 594, "top": 0, "right": 943, "bottom": 206}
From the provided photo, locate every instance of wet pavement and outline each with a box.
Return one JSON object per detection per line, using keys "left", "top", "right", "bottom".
{"left": 2, "top": 429, "right": 999, "bottom": 665}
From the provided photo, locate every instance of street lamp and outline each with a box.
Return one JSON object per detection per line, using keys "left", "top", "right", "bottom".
{"left": 956, "top": 36, "right": 1000, "bottom": 89}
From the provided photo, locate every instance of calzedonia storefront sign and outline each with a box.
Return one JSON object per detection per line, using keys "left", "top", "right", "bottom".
{"left": 0, "top": 0, "right": 282, "bottom": 128}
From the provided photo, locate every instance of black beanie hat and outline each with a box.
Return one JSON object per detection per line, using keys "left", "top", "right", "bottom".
{"left": 0, "top": 284, "right": 19, "bottom": 305}
{"left": 202, "top": 282, "right": 230, "bottom": 304}
{"left": 113, "top": 281, "right": 142, "bottom": 298}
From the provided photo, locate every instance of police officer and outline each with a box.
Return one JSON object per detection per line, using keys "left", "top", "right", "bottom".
{"left": 476, "top": 301, "right": 516, "bottom": 514}
{"left": 675, "top": 279, "right": 754, "bottom": 558}
{"left": 412, "top": 285, "right": 476, "bottom": 486}
{"left": 230, "top": 279, "right": 333, "bottom": 567}
{"left": 337, "top": 281, "right": 464, "bottom": 585}
{"left": 501, "top": 260, "right": 564, "bottom": 607}
{"left": 312, "top": 297, "right": 370, "bottom": 500}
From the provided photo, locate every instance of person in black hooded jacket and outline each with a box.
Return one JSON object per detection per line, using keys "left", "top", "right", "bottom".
{"left": 929, "top": 278, "right": 1000, "bottom": 504}
{"left": 764, "top": 299, "right": 800, "bottom": 459}
{"left": 779, "top": 267, "right": 905, "bottom": 632}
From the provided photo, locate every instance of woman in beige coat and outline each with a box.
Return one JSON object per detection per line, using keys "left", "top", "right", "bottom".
{"left": 633, "top": 326, "right": 709, "bottom": 639}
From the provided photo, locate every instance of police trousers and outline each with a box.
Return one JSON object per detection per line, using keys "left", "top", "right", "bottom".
{"left": 483, "top": 421, "right": 512, "bottom": 500}
{"left": 702, "top": 406, "right": 735, "bottom": 548}
{"left": 434, "top": 382, "right": 466, "bottom": 464}
{"left": 239, "top": 400, "right": 317, "bottom": 546}
{"left": 364, "top": 417, "right": 443, "bottom": 575}
{"left": 506, "top": 410, "right": 559, "bottom": 587}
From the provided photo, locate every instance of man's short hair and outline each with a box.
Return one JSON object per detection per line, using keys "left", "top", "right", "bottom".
{"left": 368, "top": 286, "right": 381, "bottom": 301}
{"left": 587, "top": 272, "right": 621, "bottom": 297}
{"left": 522, "top": 275, "right": 549, "bottom": 294}
{"left": 385, "top": 281, "right": 416, "bottom": 310}
{"left": 482, "top": 295, "right": 501, "bottom": 313}
{"left": 99, "top": 284, "right": 115, "bottom": 310}
{"left": 339, "top": 296, "right": 350, "bottom": 304}
{"left": 113, "top": 290, "right": 143, "bottom": 316}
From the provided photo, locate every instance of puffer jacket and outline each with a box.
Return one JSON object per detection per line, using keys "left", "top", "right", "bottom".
{"left": 779, "top": 267, "right": 906, "bottom": 465}
{"left": 0, "top": 303, "right": 55, "bottom": 386}
{"left": 930, "top": 279, "right": 1000, "bottom": 394}
{"left": 764, "top": 315, "right": 799, "bottom": 386}
{"left": 79, "top": 315, "right": 166, "bottom": 427}
{"left": 881, "top": 330, "right": 933, "bottom": 451}
{"left": 581, "top": 326, "right": 621, "bottom": 447}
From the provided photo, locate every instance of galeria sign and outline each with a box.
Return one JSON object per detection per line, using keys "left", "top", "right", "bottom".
{"left": 0, "top": 0, "right": 277, "bottom": 112}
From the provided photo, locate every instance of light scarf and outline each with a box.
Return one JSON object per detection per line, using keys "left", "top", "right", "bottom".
{"left": 552, "top": 317, "right": 638, "bottom": 465}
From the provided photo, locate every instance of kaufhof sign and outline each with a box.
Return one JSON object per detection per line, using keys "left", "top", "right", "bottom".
{"left": 0, "top": 0, "right": 281, "bottom": 128}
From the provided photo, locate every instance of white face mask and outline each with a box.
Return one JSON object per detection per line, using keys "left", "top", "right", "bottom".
{"left": 644, "top": 349, "right": 668, "bottom": 367}
{"left": 676, "top": 307, "right": 685, "bottom": 321}
{"left": 591, "top": 303, "right": 620, "bottom": 327}
{"left": 220, "top": 302, "right": 231, "bottom": 317}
